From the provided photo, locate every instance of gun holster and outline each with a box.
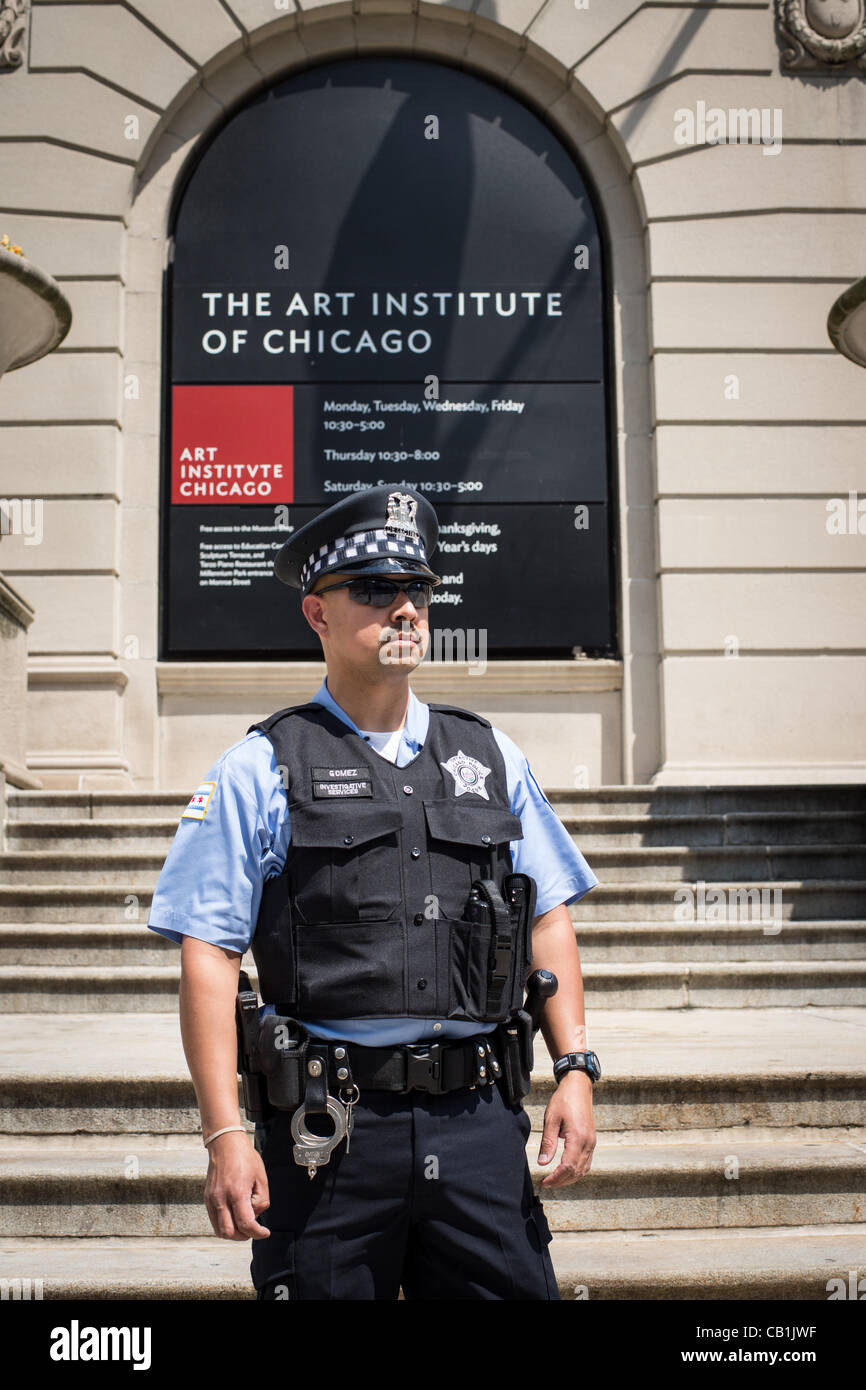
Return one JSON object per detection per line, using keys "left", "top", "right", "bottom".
{"left": 235, "top": 970, "right": 310, "bottom": 1120}
{"left": 495, "top": 1008, "right": 534, "bottom": 1105}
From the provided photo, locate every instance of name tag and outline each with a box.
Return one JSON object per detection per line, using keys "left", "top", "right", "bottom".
{"left": 311, "top": 765, "right": 373, "bottom": 799}
{"left": 312, "top": 766, "right": 371, "bottom": 780}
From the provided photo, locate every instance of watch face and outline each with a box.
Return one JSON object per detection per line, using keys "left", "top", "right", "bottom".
{"left": 556, "top": 1052, "right": 601, "bottom": 1082}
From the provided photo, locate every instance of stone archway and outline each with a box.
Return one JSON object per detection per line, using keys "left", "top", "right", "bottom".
{"left": 122, "top": 7, "right": 658, "bottom": 789}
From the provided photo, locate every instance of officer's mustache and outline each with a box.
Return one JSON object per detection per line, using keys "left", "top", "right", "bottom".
{"left": 378, "top": 622, "right": 429, "bottom": 662}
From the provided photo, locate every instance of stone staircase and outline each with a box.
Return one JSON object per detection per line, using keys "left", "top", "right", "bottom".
{"left": 1, "top": 784, "right": 865, "bottom": 1298}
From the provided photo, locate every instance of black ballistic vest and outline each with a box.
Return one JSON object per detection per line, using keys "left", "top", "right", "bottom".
{"left": 248, "top": 701, "right": 530, "bottom": 1023}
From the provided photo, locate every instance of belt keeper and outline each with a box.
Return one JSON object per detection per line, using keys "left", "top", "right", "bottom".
{"left": 303, "top": 1043, "right": 330, "bottom": 1116}
{"left": 332, "top": 1043, "right": 354, "bottom": 1094}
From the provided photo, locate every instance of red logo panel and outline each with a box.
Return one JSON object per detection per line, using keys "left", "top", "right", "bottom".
{"left": 171, "top": 385, "right": 294, "bottom": 504}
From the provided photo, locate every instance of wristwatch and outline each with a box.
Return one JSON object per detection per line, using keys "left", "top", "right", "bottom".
{"left": 553, "top": 1051, "right": 602, "bottom": 1085}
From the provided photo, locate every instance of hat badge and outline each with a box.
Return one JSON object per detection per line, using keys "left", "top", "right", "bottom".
{"left": 385, "top": 492, "right": 420, "bottom": 541}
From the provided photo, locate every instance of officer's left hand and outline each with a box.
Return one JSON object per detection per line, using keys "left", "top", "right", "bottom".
{"left": 537, "top": 1069, "right": 596, "bottom": 1187}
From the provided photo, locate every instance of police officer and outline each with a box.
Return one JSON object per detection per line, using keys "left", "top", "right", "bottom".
{"left": 148, "top": 484, "right": 601, "bottom": 1301}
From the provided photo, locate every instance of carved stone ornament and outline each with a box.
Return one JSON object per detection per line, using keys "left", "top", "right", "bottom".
{"left": 775, "top": 0, "right": 866, "bottom": 69}
{"left": 0, "top": 1, "right": 28, "bottom": 70}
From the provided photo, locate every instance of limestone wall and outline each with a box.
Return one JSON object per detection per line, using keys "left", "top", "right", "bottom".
{"left": 0, "top": 1, "right": 862, "bottom": 788}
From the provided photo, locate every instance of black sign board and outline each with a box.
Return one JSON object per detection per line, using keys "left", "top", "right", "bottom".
{"left": 162, "top": 56, "right": 615, "bottom": 658}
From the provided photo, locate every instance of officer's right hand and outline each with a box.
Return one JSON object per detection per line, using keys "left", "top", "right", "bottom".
{"left": 204, "top": 1132, "right": 271, "bottom": 1240}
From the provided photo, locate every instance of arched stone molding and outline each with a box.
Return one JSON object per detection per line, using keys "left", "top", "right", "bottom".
{"left": 122, "top": 3, "right": 658, "bottom": 788}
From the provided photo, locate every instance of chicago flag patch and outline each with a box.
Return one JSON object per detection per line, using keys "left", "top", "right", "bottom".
{"left": 182, "top": 781, "right": 216, "bottom": 820}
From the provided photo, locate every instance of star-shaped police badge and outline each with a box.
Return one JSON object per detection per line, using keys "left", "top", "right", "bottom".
{"left": 440, "top": 751, "right": 491, "bottom": 800}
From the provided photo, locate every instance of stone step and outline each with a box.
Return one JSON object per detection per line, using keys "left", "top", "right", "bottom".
{"left": 4, "top": 820, "right": 179, "bottom": 853}
{"left": 2, "top": 880, "right": 863, "bottom": 922}
{"left": 3, "top": 959, "right": 866, "bottom": 1011}
{"left": 573, "top": 883, "right": 866, "bottom": 922}
{"left": 1, "top": 1132, "right": 863, "bottom": 1237}
{"left": 569, "top": 847, "right": 866, "bottom": 882}
{"left": 2, "top": 1009, "right": 864, "bottom": 1134}
{"left": 3, "top": 844, "right": 865, "bottom": 886}
{"left": 0, "top": 1224, "right": 864, "bottom": 1299}
{"left": 3, "top": 1121, "right": 861, "bottom": 1150}
{"left": 6, "top": 919, "right": 864, "bottom": 967}
{"left": 0, "top": 1237, "right": 254, "bottom": 1299}
{"left": 573, "top": 921, "right": 866, "bottom": 962}
{"left": 10, "top": 784, "right": 866, "bottom": 808}
{"left": 0, "top": 923, "right": 176, "bottom": 966}
{"left": 0, "top": 965, "right": 184, "bottom": 1010}
{"left": 532, "top": 1138, "right": 866, "bottom": 1233}
{"left": 7, "top": 811, "right": 865, "bottom": 855}
{"left": 5, "top": 793, "right": 188, "bottom": 822}
{"left": 567, "top": 812, "right": 866, "bottom": 848}
{"left": 547, "top": 785, "right": 866, "bottom": 817}
{"left": 582, "top": 961, "right": 866, "bottom": 1009}
{"left": 0, "top": 854, "right": 168, "bottom": 886}
{"left": 552, "top": 1223, "right": 866, "bottom": 1300}
{"left": 8, "top": 784, "right": 865, "bottom": 824}
{"left": 0, "top": 887, "right": 158, "bottom": 922}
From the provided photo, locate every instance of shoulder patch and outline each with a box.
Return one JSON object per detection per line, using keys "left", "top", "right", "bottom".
{"left": 182, "top": 781, "right": 216, "bottom": 820}
{"left": 426, "top": 702, "right": 492, "bottom": 728}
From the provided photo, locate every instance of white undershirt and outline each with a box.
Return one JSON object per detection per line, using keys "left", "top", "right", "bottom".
{"left": 357, "top": 725, "right": 403, "bottom": 763}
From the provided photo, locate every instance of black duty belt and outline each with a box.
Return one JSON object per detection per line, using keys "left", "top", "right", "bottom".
{"left": 271, "top": 1015, "right": 506, "bottom": 1096}
{"left": 337, "top": 1036, "right": 502, "bottom": 1095}
{"left": 237, "top": 990, "right": 535, "bottom": 1120}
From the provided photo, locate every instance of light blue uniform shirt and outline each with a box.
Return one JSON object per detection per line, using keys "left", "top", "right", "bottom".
{"left": 148, "top": 678, "right": 599, "bottom": 1044}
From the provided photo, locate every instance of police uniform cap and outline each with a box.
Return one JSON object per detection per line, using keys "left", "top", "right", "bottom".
{"left": 275, "top": 484, "right": 441, "bottom": 594}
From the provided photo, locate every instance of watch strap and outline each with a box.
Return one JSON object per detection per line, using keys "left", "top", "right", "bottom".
{"left": 553, "top": 1051, "right": 600, "bottom": 1083}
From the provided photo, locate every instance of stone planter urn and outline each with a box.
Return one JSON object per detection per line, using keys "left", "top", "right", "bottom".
{"left": 827, "top": 276, "right": 866, "bottom": 369}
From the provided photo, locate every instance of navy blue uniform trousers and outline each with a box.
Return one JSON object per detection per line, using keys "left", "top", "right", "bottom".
{"left": 249, "top": 1077, "right": 559, "bottom": 1300}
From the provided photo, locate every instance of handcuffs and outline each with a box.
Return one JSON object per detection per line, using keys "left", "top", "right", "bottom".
{"left": 288, "top": 1038, "right": 502, "bottom": 1178}
{"left": 289, "top": 1047, "right": 361, "bottom": 1180}
{"left": 291, "top": 1088, "right": 360, "bottom": 1179}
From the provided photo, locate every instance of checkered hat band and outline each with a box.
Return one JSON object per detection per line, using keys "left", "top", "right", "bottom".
{"left": 300, "top": 527, "right": 426, "bottom": 587}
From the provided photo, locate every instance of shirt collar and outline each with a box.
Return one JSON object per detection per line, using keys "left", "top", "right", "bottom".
{"left": 311, "top": 677, "right": 429, "bottom": 751}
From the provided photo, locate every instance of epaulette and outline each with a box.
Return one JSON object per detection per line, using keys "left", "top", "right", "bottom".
{"left": 247, "top": 701, "right": 324, "bottom": 736}
{"left": 426, "top": 702, "right": 492, "bottom": 728}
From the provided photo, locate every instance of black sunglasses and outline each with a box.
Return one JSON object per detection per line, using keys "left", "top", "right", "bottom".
{"left": 314, "top": 576, "right": 434, "bottom": 608}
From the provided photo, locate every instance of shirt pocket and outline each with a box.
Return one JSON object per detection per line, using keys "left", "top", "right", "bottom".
{"left": 287, "top": 801, "right": 405, "bottom": 924}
